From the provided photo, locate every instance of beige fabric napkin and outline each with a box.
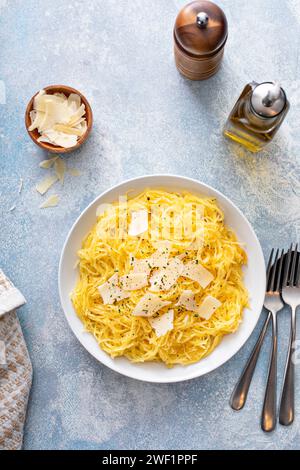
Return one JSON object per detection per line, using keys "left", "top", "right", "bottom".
{"left": 0, "top": 269, "right": 32, "bottom": 450}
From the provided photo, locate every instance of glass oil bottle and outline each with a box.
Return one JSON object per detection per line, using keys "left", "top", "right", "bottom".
{"left": 224, "top": 81, "right": 289, "bottom": 152}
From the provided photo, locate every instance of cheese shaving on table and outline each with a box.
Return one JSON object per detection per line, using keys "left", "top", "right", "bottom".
{"left": 128, "top": 209, "right": 148, "bottom": 236}
{"left": 149, "top": 309, "right": 174, "bottom": 337}
{"left": 98, "top": 273, "right": 130, "bottom": 305}
{"left": 39, "top": 194, "right": 59, "bottom": 208}
{"left": 35, "top": 174, "right": 58, "bottom": 195}
{"left": 119, "top": 273, "right": 148, "bottom": 291}
{"left": 197, "top": 295, "right": 222, "bottom": 320}
{"left": 175, "top": 290, "right": 199, "bottom": 312}
{"left": 28, "top": 89, "right": 87, "bottom": 149}
{"left": 181, "top": 260, "right": 214, "bottom": 288}
{"left": 54, "top": 157, "right": 66, "bottom": 184}
{"left": 39, "top": 156, "right": 58, "bottom": 168}
{"left": 132, "top": 293, "right": 171, "bottom": 317}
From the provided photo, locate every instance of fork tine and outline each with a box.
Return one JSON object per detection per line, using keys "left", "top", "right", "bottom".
{"left": 275, "top": 249, "right": 285, "bottom": 292}
{"left": 269, "top": 249, "right": 279, "bottom": 292}
{"left": 266, "top": 249, "right": 274, "bottom": 292}
{"left": 289, "top": 243, "right": 298, "bottom": 286}
{"left": 295, "top": 250, "right": 300, "bottom": 287}
{"left": 282, "top": 245, "right": 292, "bottom": 288}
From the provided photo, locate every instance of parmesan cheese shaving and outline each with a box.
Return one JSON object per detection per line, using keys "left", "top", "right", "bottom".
{"left": 39, "top": 194, "right": 59, "bottom": 208}
{"left": 130, "top": 256, "right": 152, "bottom": 276}
{"left": 54, "top": 157, "right": 66, "bottom": 184}
{"left": 119, "top": 273, "right": 148, "bottom": 291}
{"left": 128, "top": 209, "right": 148, "bottom": 236}
{"left": 149, "top": 309, "right": 174, "bottom": 337}
{"left": 53, "top": 124, "right": 84, "bottom": 136}
{"left": 36, "top": 174, "right": 58, "bottom": 195}
{"left": 98, "top": 273, "right": 130, "bottom": 305}
{"left": 39, "top": 156, "right": 58, "bottom": 168}
{"left": 129, "top": 242, "right": 172, "bottom": 276}
{"left": 182, "top": 260, "right": 214, "bottom": 288}
{"left": 150, "top": 241, "right": 172, "bottom": 268}
{"left": 175, "top": 290, "right": 198, "bottom": 312}
{"left": 197, "top": 295, "right": 222, "bottom": 320}
{"left": 149, "top": 257, "right": 183, "bottom": 292}
{"left": 38, "top": 130, "right": 78, "bottom": 148}
{"left": 132, "top": 293, "right": 171, "bottom": 317}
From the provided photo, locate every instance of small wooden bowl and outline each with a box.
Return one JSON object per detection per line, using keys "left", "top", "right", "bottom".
{"left": 25, "top": 84, "right": 93, "bottom": 154}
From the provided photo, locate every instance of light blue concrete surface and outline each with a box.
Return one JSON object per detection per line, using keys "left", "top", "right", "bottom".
{"left": 0, "top": 0, "right": 300, "bottom": 450}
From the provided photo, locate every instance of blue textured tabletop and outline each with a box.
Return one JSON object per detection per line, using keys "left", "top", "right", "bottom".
{"left": 1, "top": 0, "right": 300, "bottom": 450}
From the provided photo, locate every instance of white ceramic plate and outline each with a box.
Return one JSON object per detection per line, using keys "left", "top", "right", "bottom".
{"left": 59, "top": 175, "right": 266, "bottom": 383}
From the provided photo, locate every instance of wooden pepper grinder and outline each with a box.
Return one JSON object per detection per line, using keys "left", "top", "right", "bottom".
{"left": 174, "top": 1, "right": 228, "bottom": 80}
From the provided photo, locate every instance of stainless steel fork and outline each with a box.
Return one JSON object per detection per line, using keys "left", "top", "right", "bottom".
{"left": 261, "top": 249, "right": 285, "bottom": 432}
{"left": 230, "top": 249, "right": 285, "bottom": 432}
{"left": 279, "top": 244, "right": 300, "bottom": 426}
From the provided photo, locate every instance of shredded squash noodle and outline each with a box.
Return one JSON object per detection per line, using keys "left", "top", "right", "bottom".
{"left": 71, "top": 189, "right": 248, "bottom": 366}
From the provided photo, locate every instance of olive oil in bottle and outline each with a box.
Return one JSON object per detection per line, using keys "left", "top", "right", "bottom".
{"left": 224, "top": 81, "right": 289, "bottom": 152}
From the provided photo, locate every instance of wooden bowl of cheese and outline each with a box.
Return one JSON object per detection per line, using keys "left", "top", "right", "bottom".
{"left": 25, "top": 85, "right": 93, "bottom": 154}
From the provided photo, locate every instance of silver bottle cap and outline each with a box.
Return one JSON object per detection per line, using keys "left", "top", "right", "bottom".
{"left": 251, "top": 82, "right": 286, "bottom": 118}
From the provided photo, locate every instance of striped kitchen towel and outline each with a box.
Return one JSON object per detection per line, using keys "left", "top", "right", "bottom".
{"left": 0, "top": 269, "right": 32, "bottom": 450}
